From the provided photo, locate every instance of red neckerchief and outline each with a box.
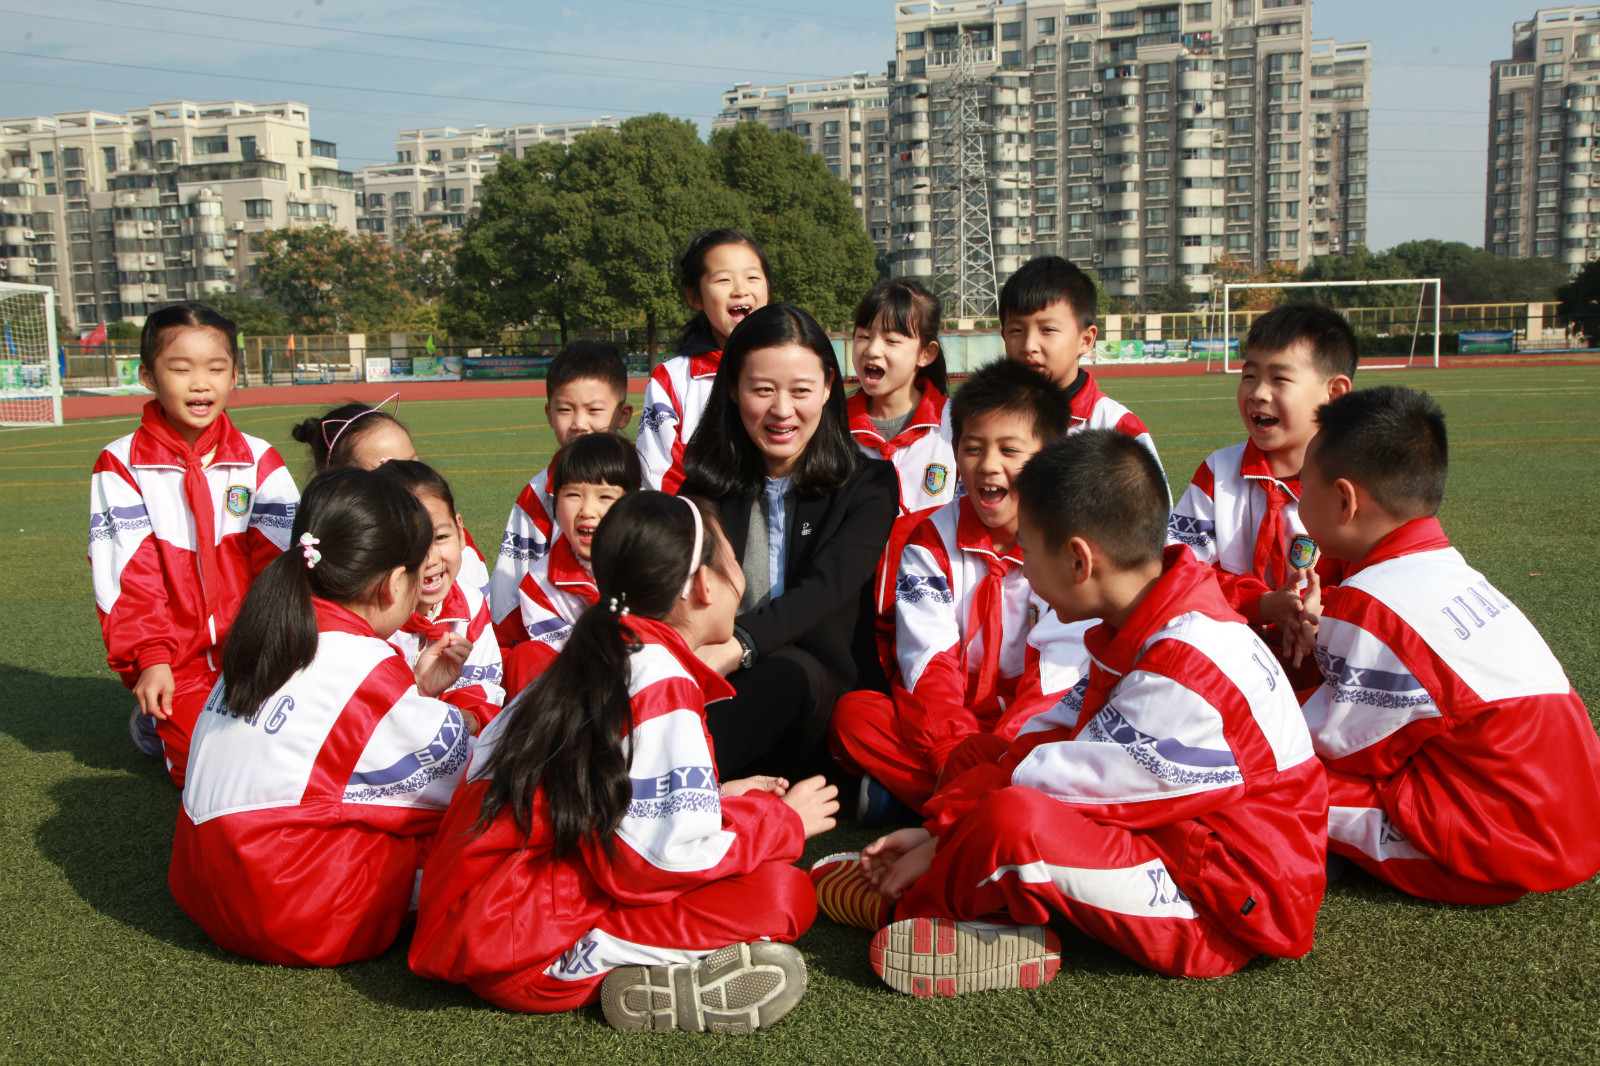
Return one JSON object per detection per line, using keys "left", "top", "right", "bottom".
{"left": 955, "top": 496, "right": 1024, "bottom": 712}
{"left": 1074, "top": 546, "right": 1240, "bottom": 738}
{"left": 547, "top": 534, "right": 599, "bottom": 604}
{"left": 1239, "top": 441, "right": 1301, "bottom": 589}
{"left": 619, "top": 614, "right": 737, "bottom": 705}
{"left": 135, "top": 399, "right": 240, "bottom": 627}
{"left": 400, "top": 580, "right": 469, "bottom": 643}
{"left": 847, "top": 381, "right": 944, "bottom": 460}
{"left": 1343, "top": 517, "right": 1451, "bottom": 579}
{"left": 311, "top": 596, "right": 379, "bottom": 639}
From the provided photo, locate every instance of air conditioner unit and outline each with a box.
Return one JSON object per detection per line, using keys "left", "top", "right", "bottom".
{"left": 140, "top": 222, "right": 155, "bottom": 233}
{"left": 224, "top": 248, "right": 235, "bottom": 258}
{"left": 22, "top": 229, "right": 35, "bottom": 241}
{"left": 144, "top": 254, "right": 157, "bottom": 265}
{"left": 226, "top": 267, "right": 237, "bottom": 277}
{"left": 224, "top": 283, "right": 237, "bottom": 293}
{"left": 1092, "top": 253, "right": 1103, "bottom": 263}
{"left": 1316, "top": 123, "right": 1330, "bottom": 134}
{"left": 1091, "top": 111, "right": 1103, "bottom": 122}
{"left": 233, "top": 221, "right": 246, "bottom": 231}
{"left": 1091, "top": 83, "right": 1104, "bottom": 94}
{"left": 1092, "top": 197, "right": 1104, "bottom": 207}
{"left": 225, "top": 239, "right": 238, "bottom": 249}
{"left": 1213, "top": 72, "right": 1227, "bottom": 85}
{"left": 1090, "top": 140, "right": 1103, "bottom": 151}
{"left": 1315, "top": 195, "right": 1328, "bottom": 205}
{"left": 180, "top": 249, "right": 193, "bottom": 261}
{"left": 26, "top": 258, "right": 39, "bottom": 267}
{"left": 1092, "top": 169, "right": 1103, "bottom": 179}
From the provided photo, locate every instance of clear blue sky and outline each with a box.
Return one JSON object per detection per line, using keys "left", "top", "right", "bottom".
{"left": 0, "top": 0, "right": 1540, "bottom": 250}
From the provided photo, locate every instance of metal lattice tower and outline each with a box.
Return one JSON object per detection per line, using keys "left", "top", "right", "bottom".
{"left": 931, "top": 32, "right": 999, "bottom": 322}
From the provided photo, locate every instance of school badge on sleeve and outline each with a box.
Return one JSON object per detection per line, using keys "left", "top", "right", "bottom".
{"left": 922, "top": 463, "right": 949, "bottom": 496}
{"left": 225, "top": 485, "right": 253, "bottom": 518}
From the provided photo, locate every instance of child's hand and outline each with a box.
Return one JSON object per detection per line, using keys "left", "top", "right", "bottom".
{"left": 415, "top": 633, "right": 470, "bottom": 698}
{"left": 780, "top": 775, "right": 839, "bottom": 838}
{"left": 879, "top": 838, "right": 939, "bottom": 902}
{"left": 1286, "top": 567, "right": 1323, "bottom": 668}
{"left": 722, "top": 775, "right": 789, "bottom": 798}
{"left": 695, "top": 637, "right": 744, "bottom": 677}
{"left": 861, "top": 827, "right": 933, "bottom": 889}
{"left": 1257, "top": 569, "right": 1309, "bottom": 635}
{"left": 133, "top": 663, "right": 175, "bottom": 721}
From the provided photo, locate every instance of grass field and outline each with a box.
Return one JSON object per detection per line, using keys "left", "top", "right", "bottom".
{"left": 2, "top": 367, "right": 1597, "bottom": 1065}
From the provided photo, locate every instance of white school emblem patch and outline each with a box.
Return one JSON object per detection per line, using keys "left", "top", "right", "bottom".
{"left": 225, "top": 485, "right": 252, "bottom": 518}
{"left": 923, "top": 463, "right": 949, "bottom": 496}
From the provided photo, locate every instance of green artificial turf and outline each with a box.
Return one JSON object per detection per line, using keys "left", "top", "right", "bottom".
{"left": 1, "top": 367, "right": 1597, "bottom": 1065}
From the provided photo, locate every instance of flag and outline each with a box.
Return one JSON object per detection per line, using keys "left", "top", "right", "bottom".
{"left": 236, "top": 330, "right": 244, "bottom": 352}
{"left": 286, "top": 334, "right": 296, "bottom": 355}
{"left": 81, "top": 322, "right": 107, "bottom": 352}
{"left": 425, "top": 333, "right": 436, "bottom": 356}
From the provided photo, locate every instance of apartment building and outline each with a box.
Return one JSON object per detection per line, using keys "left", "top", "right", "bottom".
{"left": 356, "top": 119, "right": 621, "bottom": 241}
{"left": 1487, "top": 6, "right": 1600, "bottom": 269}
{"left": 885, "top": 0, "right": 1370, "bottom": 303}
{"left": 713, "top": 75, "right": 892, "bottom": 255}
{"left": 0, "top": 100, "right": 354, "bottom": 328}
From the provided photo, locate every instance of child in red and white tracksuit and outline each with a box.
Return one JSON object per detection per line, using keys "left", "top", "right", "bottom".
{"left": 376, "top": 460, "right": 504, "bottom": 730}
{"left": 490, "top": 340, "right": 633, "bottom": 647}
{"left": 1296, "top": 385, "right": 1600, "bottom": 904}
{"left": 860, "top": 431, "right": 1327, "bottom": 991}
{"left": 90, "top": 306, "right": 298, "bottom": 786}
{"left": 171, "top": 468, "right": 477, "bottom": 967}
{"left": 410, "top": 492, "right": 836, "bottom": 1031}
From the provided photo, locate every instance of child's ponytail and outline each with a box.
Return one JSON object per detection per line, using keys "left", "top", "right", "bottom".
{"left": 221, "top": 468, "right": 431, "bottom": 719}
{"left": 477, "top": 491, "right": 726, "bottom": 853}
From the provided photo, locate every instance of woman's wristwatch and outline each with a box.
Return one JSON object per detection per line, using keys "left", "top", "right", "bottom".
{"left": 732, "top": 626, "right": 757, "bottom": 671}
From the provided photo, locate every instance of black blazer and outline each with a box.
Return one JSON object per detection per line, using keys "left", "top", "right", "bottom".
{"left": 682, "top": 457, "right": 898, "bottom": 692}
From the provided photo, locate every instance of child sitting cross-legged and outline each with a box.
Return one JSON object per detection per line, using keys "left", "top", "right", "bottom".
{"left": 832, "top": 430, "right": 1329, "bottom": 992}
{"left": 830, "top": 359, "right": 1070, "bottom": 824}
{"left": 1297, "top": 385, "right": 1600, "bottom": 904}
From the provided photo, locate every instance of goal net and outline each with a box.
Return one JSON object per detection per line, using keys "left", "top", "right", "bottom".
{"left": 1207, "top": 278, "right": 1443, "bottom": 373}
{"left": 0, "top": 282, "right": 63, "bottom": 426}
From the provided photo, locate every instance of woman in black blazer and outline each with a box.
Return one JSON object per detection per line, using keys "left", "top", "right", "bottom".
{"left": 680, "top": 303, "right": 898, "bottom": 781}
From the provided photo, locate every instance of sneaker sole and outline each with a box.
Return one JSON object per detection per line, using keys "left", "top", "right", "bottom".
{"left": 600, "top": 941, "right": 806, "bottom": 1034}
{"left": 869, "top": 918, "right": 1061, "bottom": 998}
{"left": 809, "top": 851, "right": 892, "bottom": 931}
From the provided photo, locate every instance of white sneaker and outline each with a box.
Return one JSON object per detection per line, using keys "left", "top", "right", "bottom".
{"left": 600, "top": 941, "right": 807, "bottom": 1034}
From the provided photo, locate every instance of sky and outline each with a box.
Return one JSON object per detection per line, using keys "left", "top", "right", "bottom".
{"left": 0, "top": 0, "right": 1546, "bottom": 251}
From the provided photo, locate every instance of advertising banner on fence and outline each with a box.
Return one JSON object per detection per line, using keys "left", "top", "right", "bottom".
{"left": 1085, "top": 339, "right": 1195, "bottom": 364}
{"left": 1192, "top": 338, "right": 1241, "bottom": 356}
{"left": 365, "top": 355, "right": 462, "bottom": 381}
{"left": 1458, "top": 330, "right": 1515, "bottom": 355}
{"left": 461, "top": 355, "right": 549, "bottom": 380}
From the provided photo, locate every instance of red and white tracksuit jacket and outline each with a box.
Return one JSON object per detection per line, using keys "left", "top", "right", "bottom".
{"left": 170, "top": 598, "right": 473, "bottom": 967}
{"left": 489, "top": 462, "right": 555, "bottom": 647}
{"left": 848, "top": 383, "right": 957, "bottom": 515}
{"left": 639, "top": 336, "right": 719, "bottom": 493}
{"left": 90, "top": 402, "right": 299, "bottom": 786}
{"left": 408, "top": 615, "right": 815, "bottom": 1013}
{"left": 832, "top": 497, "right": 1040, "bottom": 810}
{"left": 1068, "top": 370, "right": 1164, "bottom": 487}
{"left": 902, "top": 547, "right": 1328, "bottom": 979}
{"left": 500, "top": 534, "right": 600, "bottom": 697}
{"left": 1303, "top": 517, "right": 1600, "bottom": 904}
{"left": 387, "top": 577, "right": 505, "bottom": 729}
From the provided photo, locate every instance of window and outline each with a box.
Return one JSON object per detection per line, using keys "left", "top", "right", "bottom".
{"left": 193, "top": 136, "right": 228, "bottom": 155}
{"left": 1109, "top": 11, "right": 1136, "bottom": 28}
{"left": 1146, "top": 208, "right": 1169, "bottom": 224}
{"left": 1146, "top": 179, "right": 1171, "bottom": 196}
{"left": 1068, "top": 155, "right": 1092, "bottom": 174}
{"left": 1229, "top": 117, "right": 1253, "bottom": 135}
{"left": 1544, "top": 63, "right": 1564, "bottom": 80}
{"left": 1146, "top": 62, "right": 1171, "bottom": 80}
{"left": 1230, "top": 174, "right": 1253, "bottom": 193}
{"left": 1187, "top": 3, "right": 1212, "bottom": 19}
{"left": 823, "top": 121, "right": 840, "bottom": 135}
{"left": 1069, "top": 127, "right": 1093, "bottom": 145}
{"left": 1146, "top": 91, "right": 1171, "bottom": 110}
{"left": 792, "top": 122, "right": 811, "bottom": 136}
{"left": 1232, "top": 0, "right": 1252, "bottom": 15}
{"left": 1034, "top": 45, "right": 1057, "bottom": 63}
{"left": 1001, "top": 21, "right": 1021, "bottom": 40}
{"left": 908, "top": 58, "right": 926, "bottom": 76}
{"left": 1068, "top": 42, "right": 1092, "bottom": 62}
{"left": 1067, "top": 12, "right": 1098, "bottom": 26}
{"left": 1227, "top": 233, "right": 1251, "bottom": 252}
{"left": 393, "top": 191, "right": 412, "bottom": 207}
{"left": 244, "top": 199, "right": 272, "bottom": 219}
{"left": 427, "top": 149, "right": 442, "bottom": 163}
{"left": 1146, "top": 236, "right": 1170, "bottom": 253}
{"left": 1547, "top": 37, "right": 1565, "bottom": 54}
{"left": 368, "top": 192, "right": 385, "bottom": 208}
{"left": 1147, "top": 122, "right": 1171, "bottom": 140}
{"left": 1036, "top": 159, "right": 1057, "bottom": 177}
{"left": 905, "top": 30, "right": 924, "bottom": 48}
{"left": 1037, "top": 17, "right": 1055, "bottom": 34}
{"left": 1035, "top": 131, "right": 1057, "bottom": 148}
{"left": 39, "top": 151, "right": 54, "bottom": 177}
{"left": 1002, "top": 50, "right": 1022, "bottom": 67}
{"left": 448, "top": 187, "right": 464, "bottom": 204}
{"left": 870, "top": 119, "right": 886, "bottom": 134}
{"left": 1036, "top": 102, "right": 1056, "bottom": 120}
{"left": 1228, "top": 146, "right": 1252, "bottom": 164}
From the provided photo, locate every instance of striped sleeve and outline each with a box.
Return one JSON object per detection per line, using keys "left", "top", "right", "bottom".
{"left": 89, "top": 446, "right": 175, "bottom": 679}
{"left": 637, "top": 363, "right": 682, "bottom": 492}
{"left": 490, "top": 481, "right": 553, "bottom": 631}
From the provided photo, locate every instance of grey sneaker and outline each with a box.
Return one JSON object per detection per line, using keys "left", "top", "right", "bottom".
{"left": 129, "top": 707, "right": 162, "bottom": 756}
{"left": 600, "top": 941, "right": 806, "bottom": 1034}
{"left": 870, "top": 918, "right": 1061, "bottom": 997}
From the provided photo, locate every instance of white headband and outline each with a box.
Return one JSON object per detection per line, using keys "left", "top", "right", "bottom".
{"left": 679, "top": 498, "right": 705, "bottom": 600}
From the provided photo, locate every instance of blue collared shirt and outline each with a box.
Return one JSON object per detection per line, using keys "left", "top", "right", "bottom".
{"left": 764, "top": 474, "right": 792, "bottom": 600}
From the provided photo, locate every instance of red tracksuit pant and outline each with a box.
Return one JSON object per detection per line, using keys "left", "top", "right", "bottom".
{"left": 829, "top": 690, "right": 945, "bottom": 813}
{"left": 154, "top": 660, "right": 221, "bottom": 789}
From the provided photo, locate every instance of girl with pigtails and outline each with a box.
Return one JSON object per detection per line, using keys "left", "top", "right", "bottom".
{"left": 409, "top": 491, "right": 838, "bottom": 1034}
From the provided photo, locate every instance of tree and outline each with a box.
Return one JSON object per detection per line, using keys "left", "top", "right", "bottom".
{"left": 1556, "top": 258, "right": 1600, "bottom": 345}
{"left": 1145, "top": 273, "right": 1200, "bottom": 313}
{"left": 200, "top": 291, "right": 290, "bottom": 335}
{"left": 253, "top": 226, "right": 418, "bottom": 333}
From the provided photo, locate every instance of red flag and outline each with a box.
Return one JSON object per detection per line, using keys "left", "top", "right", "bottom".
{"left": 81, "top": 322, "right": 107, "bottom": 352}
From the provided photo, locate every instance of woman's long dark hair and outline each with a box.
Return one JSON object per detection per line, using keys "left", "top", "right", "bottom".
{"left": 221, "top": 468, "right": 431, "bottom": 718}
{"left": 853, "top": 278, "right": 948, "bottom": 396}
{"left": 681, "top": 303, "right": 857, "bottom": 498}
{"left": 475, "top": 491, "right": 727, "bottom": 854}
{"left": 675, "top": 228, "right": 772, "bottom": 349}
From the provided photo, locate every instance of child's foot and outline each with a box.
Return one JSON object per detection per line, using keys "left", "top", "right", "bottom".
{"left": 600, "top": 941, "right": 806, "bottom": 1034}
{"left": 856, "top": 774, "right": 919, "bottom": 828}
{"left": 810, "top": 852, "right": 892, "bottom": 930}
{"left": 870, "top": 918, "right": 1061, "bottom": 998}
{"left": 128, "top": 707, "right": 162, "bottom": 756}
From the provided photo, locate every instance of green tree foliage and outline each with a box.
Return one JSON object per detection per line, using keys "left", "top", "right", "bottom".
{"left": 1300, "top": 241, "right": 1569, "bottom": 307}
{"left": 253, "top": 225, "right": 425, "bottom": 333}
{"left": 1556, "top": 258, "right": 1600, "bottom": 344}
{"left": 199, "top": 291, "right": 290, "bottom": 336}
{"left": 1145, "top": 274, "right": 1200, "bottom": 313}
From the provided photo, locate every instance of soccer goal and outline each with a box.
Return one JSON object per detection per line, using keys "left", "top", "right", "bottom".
{"left": 0, "top": 282, "right": 63, "bottom": 426}
{"left": 1208, "top": 278, "right": 1443, "bottom": 373}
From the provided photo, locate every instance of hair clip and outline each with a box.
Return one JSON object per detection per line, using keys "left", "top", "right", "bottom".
{"left": 321, "top": 392, "right": 402, "bottom": 455}
{"left": 607, "top": 593, "right": 630, "bottom": 618}
{"left": 299, "top": 532, "right": 322, "bottom": 570}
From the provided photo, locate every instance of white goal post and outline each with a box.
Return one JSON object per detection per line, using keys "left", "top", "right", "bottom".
{"left": 0, "top": 281, "right": 63, "bottom": 426}
{"left": 1211, "top": 278, "right": 1443, "bottom": 373}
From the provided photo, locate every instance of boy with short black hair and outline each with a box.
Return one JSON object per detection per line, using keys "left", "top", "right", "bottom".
{"left": 829, "top": 360, "right": 1072, "bottom": 822}
{"left": 854, "top": 429, "right": 1327, "bottom": 991}
{"left": 490, "top": 340, "right": 633, "bottom": 648}
{"left": 1168, "top": 301, "right": 1356, "bottom": 663}
{"left": 1298, "top": 385, "right": 1600, "bottom": 904}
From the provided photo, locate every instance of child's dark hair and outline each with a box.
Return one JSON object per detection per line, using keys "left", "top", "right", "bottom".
{"left": 372, "top": 459, "right": 457, "bottom": 517}
{"left": 548, "top": 339, "right": 628, "bottom": 400}
{"left": 1245, "top": 301, "right": 1360, "bottom": 381}
{"left": 551, "top": 431, "right": 642, "bottom": 493}
{"left": 682, "top": 303, "right": 857, "bottom": 498}
{"left": 1017, "top": 430, "right": 1169, "bottom": 568}
{"left": 854, "top": 278, "right": 947, "bottom": 395}
{"left": 221, "top": 468, "right": 431, "bottom": 719}
{"left": 1311, "top": 385, "right": 1448, "bottom": 519}
{"left": 676, "top": 228, "right": 772, "bottom": 347}
{"left": 998, "top": 256, "right": 1098, "bottom": 331}
{"left": 950, "top": 358, "right": 1071, "bottom": 444}
{"left": 290, "top": 401, "right": 410, "bottom": 472}
{"left": 140, "top": 302, "right": 239, "bottom": 372}
{"left": 475, "top": 491, "right": 728, "bottom": 853}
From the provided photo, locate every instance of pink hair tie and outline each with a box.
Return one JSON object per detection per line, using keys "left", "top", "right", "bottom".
{"left": 299, "top": 532, "right": 322, "bottom": 569}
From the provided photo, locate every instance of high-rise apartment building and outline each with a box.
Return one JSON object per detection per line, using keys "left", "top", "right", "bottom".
{"left": 1487, "top": 6, "right": 1600, "bottom": 269}
{"left": 0, "top": 100, "right": 354, "bottom": 328}
{"left": 885, "top": 0, "right": 1370, "bottom": 303}
{"left": 356, "top": 119, "right": 621, "bottom": 242}
{"left": 713, "top": 75, "right": 892, "bottom": 255}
